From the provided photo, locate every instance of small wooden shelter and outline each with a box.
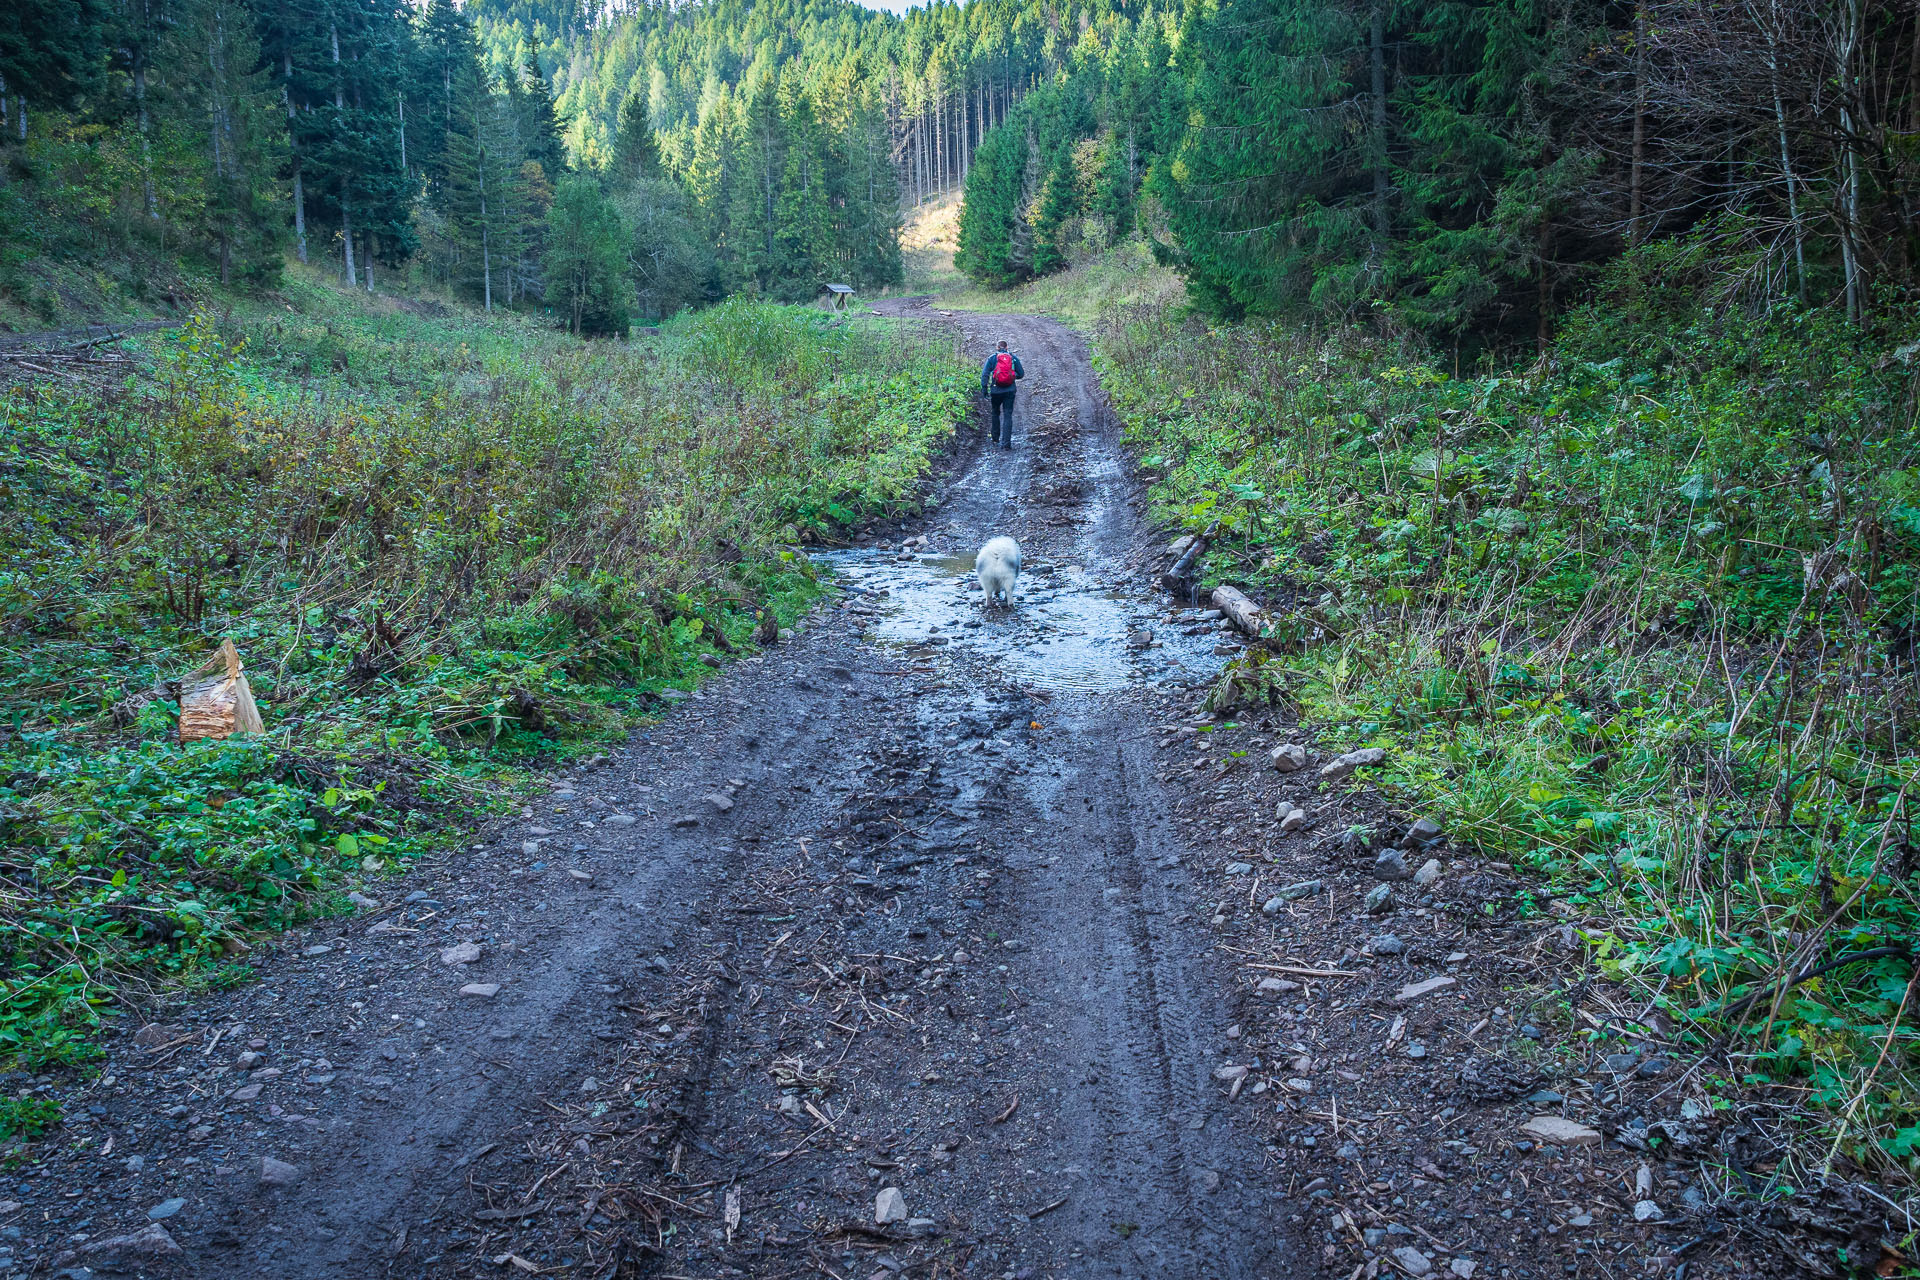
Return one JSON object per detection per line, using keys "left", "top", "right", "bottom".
{"left": 822, "top": 283, "right": 855, "bottom": 311}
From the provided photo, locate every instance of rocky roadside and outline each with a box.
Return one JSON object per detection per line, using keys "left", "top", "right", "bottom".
{"left": 1125, "top": 597, "right": 1903, "bottom": 1280}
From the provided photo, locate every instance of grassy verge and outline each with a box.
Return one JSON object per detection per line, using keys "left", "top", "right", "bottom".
{"left": 1, "top": 283, "right": 969, "bottom": 1072}
{"left": 1097, "top": 294, "right": 1920, "bottom": 1173}
{"left": 900, "top": 191, "right": 967, "bottom": 295}
{"left": 938, "top": 236, "right": 1185, "bottom": 328}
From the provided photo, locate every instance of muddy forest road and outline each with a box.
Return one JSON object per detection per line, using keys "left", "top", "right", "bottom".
{"left": 25, "top": 305, "right": 1312, "bottom": 1280}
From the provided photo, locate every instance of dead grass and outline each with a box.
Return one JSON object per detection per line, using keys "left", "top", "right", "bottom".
{"left": 899, "top": 191, "right": 965, "bottom": 295}
{"left": 939, "top": 238, "right": 1185, "bottom": 328}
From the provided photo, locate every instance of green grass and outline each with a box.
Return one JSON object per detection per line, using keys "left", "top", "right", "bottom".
{"left": 0, "top": 282, "right": 971, "bottom": 1076}
{"left": 939, "top": 237, "right": 1184, "bottom": 328}
{"left": 1097, "top": 286, "right": 1920, "bottom": 1172}
{"left": 0, "top": 1096, "right": 62, "bottom": 1141}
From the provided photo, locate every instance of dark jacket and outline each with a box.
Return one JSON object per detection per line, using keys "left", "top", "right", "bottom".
{"left": 981, "top": 351, "right": 1024, "bottom": 396}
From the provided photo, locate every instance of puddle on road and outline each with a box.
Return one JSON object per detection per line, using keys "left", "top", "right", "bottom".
{"left": 814, "top": 549, "right": 1230, "bottom": 693}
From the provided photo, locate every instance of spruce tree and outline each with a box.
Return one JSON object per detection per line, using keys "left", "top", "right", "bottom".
{"left": 0, "top": 0, "right": 110, "bottom": 135}
{"left": 175, "top": 0, "right": 287, "bottom": 284}
{"left": 771, "top": 82, "right": 831, "bottom": 300}
{"left": 415, "top": 0, "right": 486, "bottom": 207}
{"left": 727, "top": 72, "right": 785, "bottom": 295}
{"left": 515, "top": 57, "right": 566, "bottom": 180}
{"left": 544, "top": 172, "right": 630, "bottom": 334}
{"left": 685, "top": 82, "right": 738, "bottom": 249}
{"left": 838, "top": 94, "right": 903, "bottom": 289}
{"left": 611, "top": 91, "right": 663, "bottom": 188}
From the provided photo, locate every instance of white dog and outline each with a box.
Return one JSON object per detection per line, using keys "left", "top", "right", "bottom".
{"left": 976, "top": 536, "right": 1023, "bottom": 608}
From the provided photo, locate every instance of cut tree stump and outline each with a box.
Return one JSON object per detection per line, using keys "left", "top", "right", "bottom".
{"left": 177, "top": 639, "right": 265, "bottom": 742}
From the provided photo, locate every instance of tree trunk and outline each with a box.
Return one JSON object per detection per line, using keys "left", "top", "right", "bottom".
{"left": 333, "top": 23, "right": 355, "bottom": 286}
{"left": 479, "top": 108, "right": 492, "bottom": 311}
{"left": 1629, "top": 3, "right": 1647, "bottom": 245}
{"left": 135, "top": 55, "right": 158, "bottom": 221}
{"left": 1762, "top": 0, "right": 1805, "bottom": 301}
{"left": 1370, "top": 0, "right": 1388, "bottom": 248}
{"left": 398, "top": 93, "right": 408, "bottom": 178}
{"left": 1835, "top": 0, "right": 1864, "bottom": 322}
{"left": 1909, "top": 0, "right": 1920, "bottom": 134}
{"left": 1210, "top": 585, "right": 1270, "bottom": 639}
{"left": 1162, "top": 520, "right": 1220, "bottom": 594}
{"left": 1537, "top": 219, "right": 1552, "bottom": 350}
{"left": 342, "top": 193, "right": 357, "bottom": 287}
{"left": 285, "top": 51, "right": 307, "bottom": 263}
{"left": 291, "top": 162, "right": 308, "bottom": 263}
{"left": 968, "top": 83, "right": 978, "bottom": 179}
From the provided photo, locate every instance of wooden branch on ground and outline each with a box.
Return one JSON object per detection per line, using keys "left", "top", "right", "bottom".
{"left": 1210, "top": 584, "right": 1269, "bottom": 638}
{"left": 1161, "top": 518, "right": 1220, "bottom": 594}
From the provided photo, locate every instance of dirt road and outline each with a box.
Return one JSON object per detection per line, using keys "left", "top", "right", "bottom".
{"left": 20, "top": 306, "right": 1305, "bottom": 1278}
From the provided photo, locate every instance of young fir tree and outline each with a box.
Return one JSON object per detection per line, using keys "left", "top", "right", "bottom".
{"left": 726, "top": 71, "right": 785, "bottom": 295}
{"left": 544, "top": 172, "right": 630, "bottom": 334}
{"left": 514, "top": 56, "right": 566, "bottom": 181}
{"left": 610, "top": 91, "right": 662, "bottom": 188}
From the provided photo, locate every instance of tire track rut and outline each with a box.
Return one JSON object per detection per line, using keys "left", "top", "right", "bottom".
{"left": 18, "top": 305, "right": 1306, "bottom": 1280}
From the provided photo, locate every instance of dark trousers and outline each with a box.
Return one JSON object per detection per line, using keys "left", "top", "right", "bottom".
{"left": 988, "top": 391, "right": 1015, "bottom": 447}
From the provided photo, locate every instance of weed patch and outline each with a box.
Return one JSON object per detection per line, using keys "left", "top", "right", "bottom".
{"left": 0, "top": 1097, "right": 61, "bottom": 1143}
{"left": 1100, "top": 298, "right": 1920, "bottom": 1170}
{"left": 0, "top": 290, "right": 968, "bottom": 1068}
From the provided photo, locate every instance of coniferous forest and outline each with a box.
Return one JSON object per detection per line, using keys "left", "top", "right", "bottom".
{"left": 7, "top": 1, "right": 1920, "bottom": 338}
{"left": 956, "top": 0, "right": 1920, "bottom": 339}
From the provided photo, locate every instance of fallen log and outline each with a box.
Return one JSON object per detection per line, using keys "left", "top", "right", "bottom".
{"left": 1161, "top": 519, "right": 1220, "bottom": 596}
{"left": 1210, "top": 584, "right": 1270, "bottom": 639}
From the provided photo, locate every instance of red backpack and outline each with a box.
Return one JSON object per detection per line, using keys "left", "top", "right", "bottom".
{"left": 992, "top": 352, "right": 1015, "bottom": 387}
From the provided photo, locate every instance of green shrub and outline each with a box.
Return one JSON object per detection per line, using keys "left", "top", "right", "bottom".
{"left": 0, "top": 1097, "right": 62, "bottom": 1142}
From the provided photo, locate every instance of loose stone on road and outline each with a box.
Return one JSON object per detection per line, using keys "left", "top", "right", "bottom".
{"left": 16, "top": 304, "right": 1303, "bottom": 1279}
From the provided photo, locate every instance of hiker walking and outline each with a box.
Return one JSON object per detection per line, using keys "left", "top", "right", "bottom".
{"left": 980, "top": 340, "right": 1024, "bottom": 450}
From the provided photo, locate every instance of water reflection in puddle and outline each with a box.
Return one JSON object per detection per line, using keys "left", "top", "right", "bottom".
{"left": 813, "top": 550, "right": 1229, "bottom": 693}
